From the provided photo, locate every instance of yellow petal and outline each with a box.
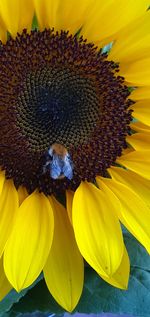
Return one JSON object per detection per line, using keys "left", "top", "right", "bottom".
{"left": 130, "top": 87, "right": 150, "bottom": 101}
{"left": 4, "top": 191, "right": 54, "bottom": 291}
{"left": 0, "top": 179, "right": 18, "bottom": 257}
{"left": 72, "top": 182, "right": 124, "bottom": 278}
{"left": 109, "top": 11, "right": 150, "bottom": 63}
{"left": 122, "top": 147, "right": 134, "bottom": 156}
{"left": 0, "top": 18, "right": 7, "bottom": 43}
{"left": 0, "top": 0, "right": 34, "bottom": 37}
{"left": 44, "top": 196, "right": 84, "bottom": 312}
{"left": 126, "top": 133, "right": 150, "bottom": 150}
{"left": 33, "top": 0, "right": 93, "bottom": 34}
{"left": 101, "top": 246, "right": 130, "bottom": 290}
{"left": 117, "top": 150, "right": 150, "bottom": 179}
{"left": 18, "top": 186, "right": 28, "bottom": 206}
{"left": 66, "top": 190, "right": 74, "bottom": 224}
{"left": 131, "top": 101, "right": 150, "bottom": 126}
{"left": 120, "top": 58, "right": 150, "bottom": 86}
{"left": 131, "top": 122, "right": 150, "bottom": 133}
{"left": 81, "top": 0, "right": 149, "bottom": 46}
{"left": 0, "top": 171, "right": 5, "bottom": 196}
{"left": 108, "top": 166, "right": 150, "bottom": 208}
{"left": 0, "top": 256, "right": 12, "bottom": 301}
{"left": 98, "top": 177, "right": 150, "bottom": 254}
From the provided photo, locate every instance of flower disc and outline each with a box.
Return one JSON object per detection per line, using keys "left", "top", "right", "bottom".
{"left": 0, "top": 29, "right": 133, "bottom": 195}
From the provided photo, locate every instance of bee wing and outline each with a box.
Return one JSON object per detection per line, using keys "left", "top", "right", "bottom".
{"left": 62, "top": 156, "right": 73, "bottom": 180}
{"left": 50, "top": 156, "right": 62, "bottom": 179}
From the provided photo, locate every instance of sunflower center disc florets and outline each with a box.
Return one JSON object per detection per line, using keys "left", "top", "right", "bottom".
{"left": 0, "top": 29, "right": 133, "bottom": 195}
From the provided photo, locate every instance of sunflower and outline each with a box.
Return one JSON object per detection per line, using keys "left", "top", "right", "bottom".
{"left": 0, "top": 0, "right": 150, "bottom": 312}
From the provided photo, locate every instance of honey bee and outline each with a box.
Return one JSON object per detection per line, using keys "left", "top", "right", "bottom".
{"left": 43, "top": 143, "right": 73, "bottom": 180}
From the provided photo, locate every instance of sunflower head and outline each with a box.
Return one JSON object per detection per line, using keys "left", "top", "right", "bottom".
{"left": 0, "top": 0, "right": 150, "bottom": 313}
{"left": 0, "top": 27, "right": 133, "bottom": 196}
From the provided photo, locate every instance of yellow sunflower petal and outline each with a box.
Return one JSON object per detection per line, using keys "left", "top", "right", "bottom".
{"left": 126, "top": 133, "right": 150, "bottom": 150}
{"left": 0, "top": 256, "right": 12, "bottom": 301}
{"left": 109, "top": 11, "right": 150, "bottom": 63}
{"left": 122, "top": 148, "right": 134, "bottom": 156}
{"left": 98, "top": 177, "right": 150, "bottom": 254}
{"left": 117, "top": 150, "right": 150, "bottom": 179}
{"left": 33, "top": 0, "right": 93, "bottom": 34}
{"left": 4, "top": 191, "right": 54, "bottom": 291}
{"left": 72, "top": 182, "right": 124, "bottom": 278}
{"left": 0, "top": 171, "right": 5, "bottom": 196}
{"left": 0, "top": 179, "right": 18, "bottom": 258}
{"left": 0, "top": 0, "right": 34, "bottom": 37}
{"left": 81, "top": 0, "right": 149, "bottom": 46}
{"left": 66, "top": 190, "right": 74, "bottom": 224}
{"left": 0, "top": 18, "right": 7, "bottom": 43}
{"left": 131, "top": 101, "right": 150, "bottom": 126}
{"left": 130, "top": 87, "right": 150, "bottom": 101}
{"left": 101, "top": 246, "right": 130, "bottom": 290}
{"left": 18, "top": 186, "right": 28, "bottom": 206}
{"left": 108, "top": 166, "right": 150, "bottom": 208}
{"left": 120, "top": 58, "right": 150, "bottom": 86}
{"left": 44, "top": 196, "right": 84, "bottom": 312}
{"left": 131, "top": 122, "right": 150, "bottom": 133}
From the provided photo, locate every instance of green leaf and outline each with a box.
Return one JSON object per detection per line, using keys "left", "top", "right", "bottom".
{"left": 6, "top": 232, "right": 150, "bottom": 316}
{"left": 77, "top": 266, "right": 150, "bottom": 316}
{"left": 77, "top": 232, "right": 150, "bottom": 316}
{"left": 124, "top": 232, "right": 150, "bottom": 271}
{"left": 0, "top": 275, "right": 43, "bottom": 317}
{"left": 10, "top": 279, "right": 64, "bottom": 315}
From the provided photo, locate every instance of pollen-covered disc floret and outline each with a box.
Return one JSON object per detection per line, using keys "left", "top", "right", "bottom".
{"left": 0, "top": 29, "right": 133, "bottom": 195}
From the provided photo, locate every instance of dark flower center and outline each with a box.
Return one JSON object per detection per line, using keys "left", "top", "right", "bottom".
{"left": 0, "top": 29, "right": 133, "bottom": 195}
{"left": 17, "top": 66, "right": 101, "bottom": 150}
